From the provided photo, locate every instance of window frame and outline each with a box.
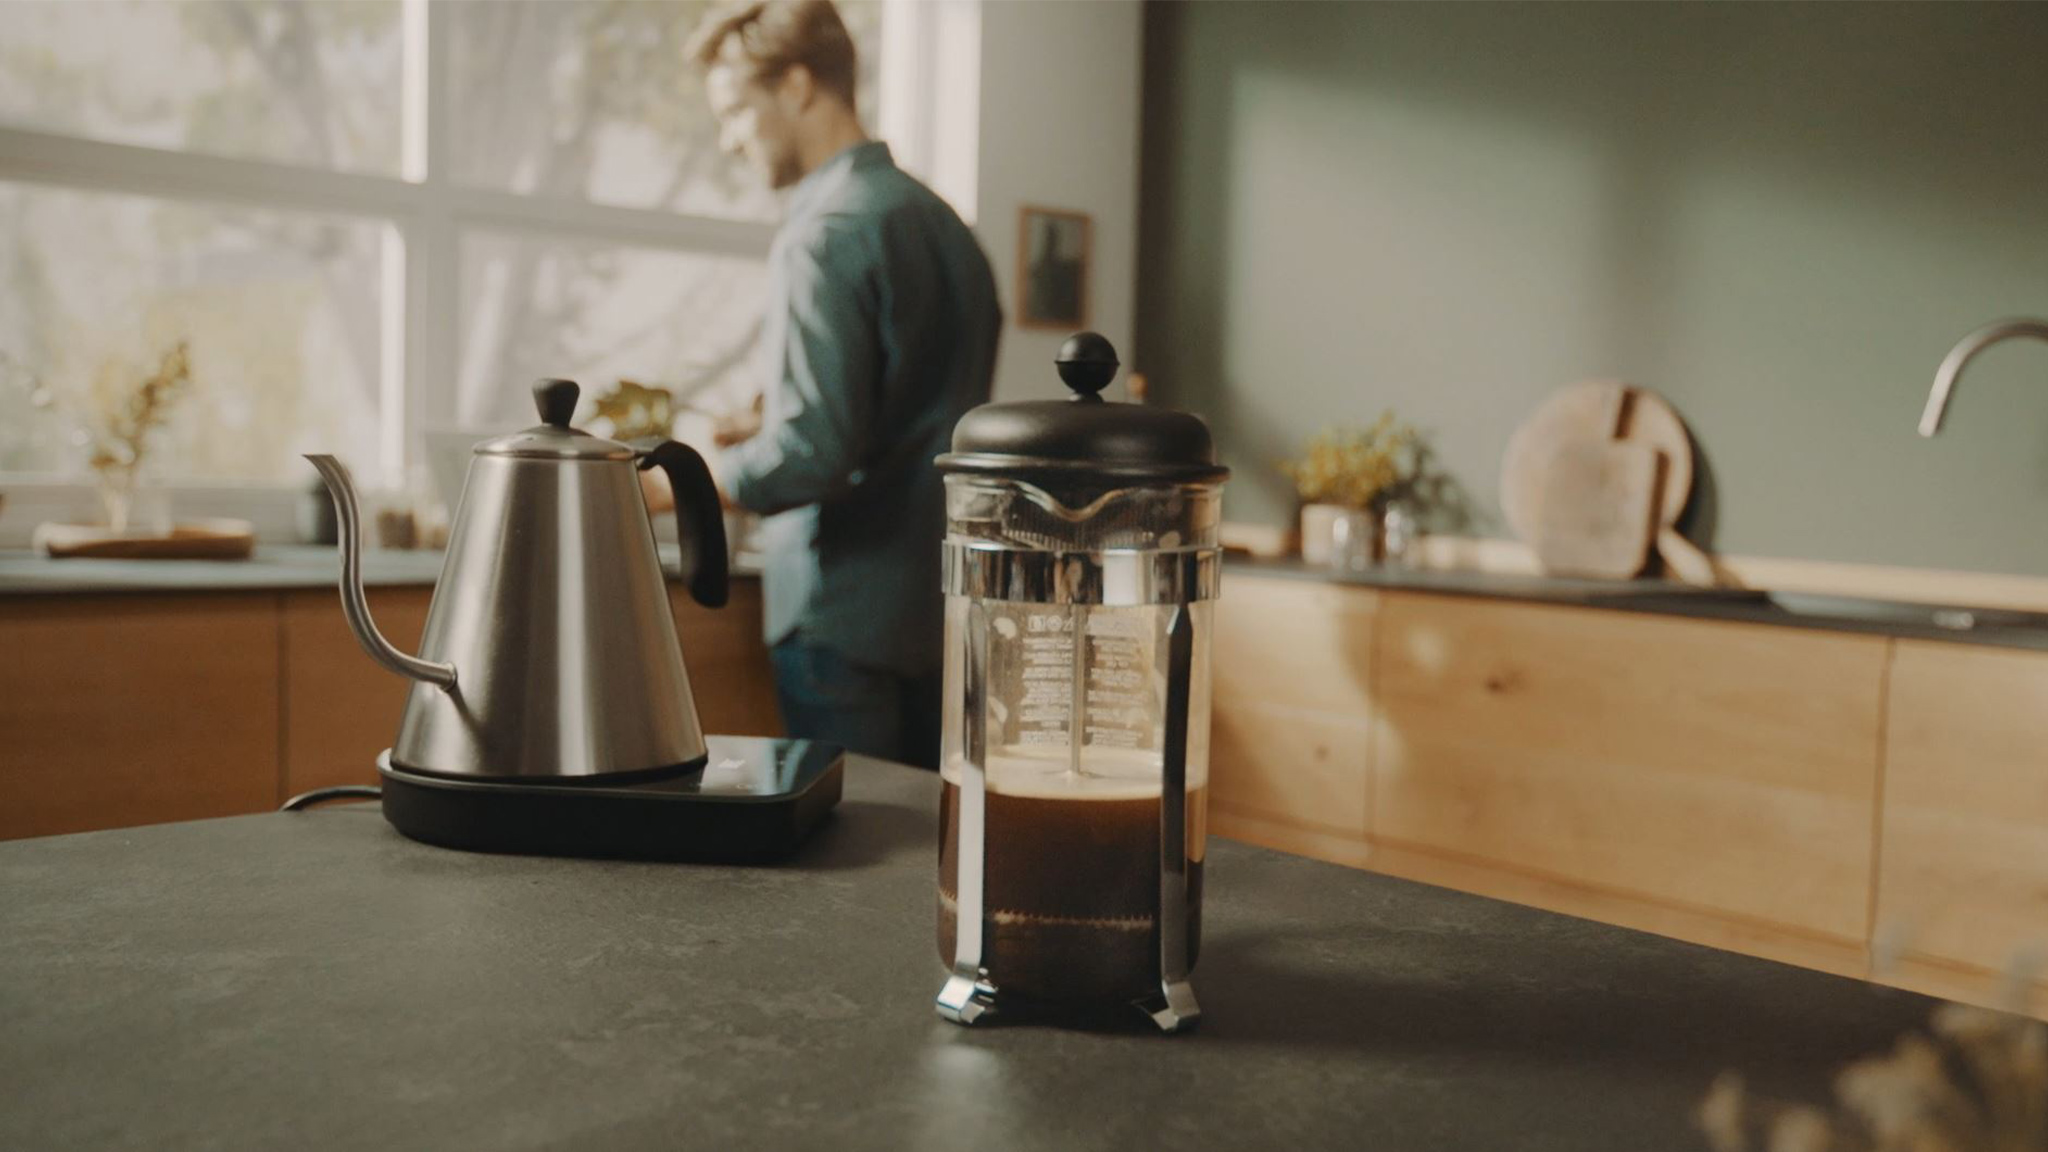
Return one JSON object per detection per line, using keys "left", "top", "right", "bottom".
{"left": 0, "top": 0, "right": 962, "bottom": 514}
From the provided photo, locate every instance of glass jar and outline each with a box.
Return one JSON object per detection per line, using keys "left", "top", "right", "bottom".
{"left": 1381, "top": 498, "right": 1419, "bottom": 568}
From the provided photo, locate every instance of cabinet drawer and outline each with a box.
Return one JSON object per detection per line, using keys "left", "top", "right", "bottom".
{"left": 1214, "top": 575, "right": 1378, "bottom": 715}
{"left": 1208, "top": 574, "right": 1377, "bottom": 846}
{"left": 1, "top": 594, "right": 280, "bottom": 839}
{"left": 1211, "top": 702, "right": 1370, "bottom": 838}
{"left": 1877, "top": 640, "right": 2048, "bottom": 1011}
{"left": 1371, "top": 592, "right": 1886, "bottom": 940}
{"left": 283, "top": 587, "right": 430, "bottom": 796}
{"left": 670, "top": 579, "right": 782, "bottom": 738}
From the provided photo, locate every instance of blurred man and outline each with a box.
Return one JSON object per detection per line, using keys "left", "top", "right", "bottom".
{"left": 678, "top": 0, "right": 1000, "bottom": 768}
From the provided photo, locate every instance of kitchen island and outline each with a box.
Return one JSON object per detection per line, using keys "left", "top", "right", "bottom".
{"left": 0, "top": 757, "right": 1943, "bottom": 1151}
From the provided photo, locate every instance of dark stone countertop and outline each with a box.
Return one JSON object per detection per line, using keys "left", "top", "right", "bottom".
{"left": 0, "top": 758, "right": 1939, "bottom": 1151}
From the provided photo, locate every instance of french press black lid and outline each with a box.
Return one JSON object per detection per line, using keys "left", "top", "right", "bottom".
{"left": 936, "top": 333, "right": 1230, "bottom": 487}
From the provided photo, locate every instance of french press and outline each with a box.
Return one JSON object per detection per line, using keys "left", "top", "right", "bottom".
{"left": 932, "top": 333, "right": 1228, "bottom": 1032}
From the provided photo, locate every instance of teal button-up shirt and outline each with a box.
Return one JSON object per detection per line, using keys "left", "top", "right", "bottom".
{"left": 721, "top": 142, "right": 1000, "bottom": 676}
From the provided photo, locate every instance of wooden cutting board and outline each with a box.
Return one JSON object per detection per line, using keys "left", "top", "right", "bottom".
{"left": 34, "top": 518, "right": 256, "bottom": 560}
{"left": 1502, "top": 381, "right": 1714, "bottom": 583}
{"left": 1530, "top": 439, "right": 1659, "bottom": 578}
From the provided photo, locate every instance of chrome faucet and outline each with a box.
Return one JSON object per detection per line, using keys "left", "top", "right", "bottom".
{"left": 1918, "top": 317, "right": 2048, "bottom": 437}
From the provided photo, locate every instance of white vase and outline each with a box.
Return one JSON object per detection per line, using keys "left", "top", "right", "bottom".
{"left": 1300, "top": 504, "right": 1379, "bottom": 569}
{"left": 95, "top": 465, "right": 136, "bottom": 534}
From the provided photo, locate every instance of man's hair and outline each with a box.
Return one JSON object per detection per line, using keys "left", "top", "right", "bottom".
{"left": 686, "top": 1, "right": 858, "bottom": 112}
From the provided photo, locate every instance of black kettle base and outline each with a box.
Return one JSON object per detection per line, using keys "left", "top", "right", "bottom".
{"left": 377, "top": 736, "right": 843, "bottom": 863}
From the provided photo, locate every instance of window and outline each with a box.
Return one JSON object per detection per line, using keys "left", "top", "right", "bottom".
{"left": 0, "top": 183, "right": 386, "bottom": 480}
{"left": 0, "top": 1, "right": 404, "bottom": 175}
{"left": 0, "top": 0, "right": 923, "bottom": 501}
{"left": 445, "top": 1, "right": 880, "bottom": 222}
{"left": 456, "top": 232, "right": 765, "bottom": 429}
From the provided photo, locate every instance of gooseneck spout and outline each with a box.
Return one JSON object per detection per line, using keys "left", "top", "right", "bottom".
{"left": 1918, "top": 318, "right": 2048, "bottom": 437}
{"left": 304, "top": 455, "right": 458, "bottom": 691}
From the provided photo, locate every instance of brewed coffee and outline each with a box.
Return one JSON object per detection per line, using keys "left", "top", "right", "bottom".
{"left": 938, "top": 757, "right": 1205, "bottom": 1002}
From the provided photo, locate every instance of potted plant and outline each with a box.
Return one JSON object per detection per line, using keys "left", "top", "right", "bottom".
{"left": 22, "top": 339, "right": 250, "bottom": 559}
{"left": 1280, "top": 412, "right": 1418, "bottom": 568}
{"left": 84, "top": 340, "right": 193, "bottom": 534}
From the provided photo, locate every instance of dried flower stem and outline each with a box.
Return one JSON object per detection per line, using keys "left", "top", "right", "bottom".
{"left": 88, "top": 341, "right": 193, "bottom": 479}
{"left": 1279, "top": 411, "right": 1419, "bottom": 510}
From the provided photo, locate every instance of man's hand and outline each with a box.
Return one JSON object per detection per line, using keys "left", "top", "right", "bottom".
{"left": 711, "top": 394, "right": 766, "bottom": 448}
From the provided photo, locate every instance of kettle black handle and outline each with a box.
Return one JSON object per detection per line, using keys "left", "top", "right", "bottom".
{"left": 638, "top": 440, "right": 730, "bottom": 610}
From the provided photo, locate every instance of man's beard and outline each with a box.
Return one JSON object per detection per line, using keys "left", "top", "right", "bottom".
{"left": 767, "top": 149, "right": 805, "bottom": 191}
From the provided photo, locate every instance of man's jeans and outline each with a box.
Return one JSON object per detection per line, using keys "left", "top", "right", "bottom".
{"left": 769, "top": 637, "right": 942, "bottom": 770}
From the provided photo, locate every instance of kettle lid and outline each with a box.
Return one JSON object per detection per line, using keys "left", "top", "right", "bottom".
{"left": 936, "top": 333, "right": 1228, "bottom": 486}
{"left": 476, "top": 379, "right": 636, "bottom": 460}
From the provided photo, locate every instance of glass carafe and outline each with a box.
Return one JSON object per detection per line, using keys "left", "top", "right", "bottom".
{"left": 932, "top": 334, "right": 1227, "bottom": 1032}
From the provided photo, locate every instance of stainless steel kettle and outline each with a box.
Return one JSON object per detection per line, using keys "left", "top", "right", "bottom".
{"left": 306, "top": 377, "right": 728, "bottom": 782}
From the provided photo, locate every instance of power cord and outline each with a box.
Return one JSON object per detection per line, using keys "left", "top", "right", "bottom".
{"left": 281, "top": 785, "right": 382, "bottom": 812}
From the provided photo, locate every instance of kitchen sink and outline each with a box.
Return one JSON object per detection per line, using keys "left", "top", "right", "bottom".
{"left": 1582, "top": 585, "right": 2048, "bottom": 635}
{"left": 1764, "top": 591, "right": 2048, "bottom": 631}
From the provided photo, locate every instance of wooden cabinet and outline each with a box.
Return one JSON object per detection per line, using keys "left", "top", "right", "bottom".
{"left": 1206, "top": 579, "right": 1911, "bottom": 984}
{"left": 281, "top": 582, "right": 784, "bottom": 796}
{"left": 1209, "top": 575, "right": 1377, "bottom": 865}
{"left": 670, "top": 579, "right": 783, "bottom": 739}
{"left": 1208, "top": 580, "right": 2048, "bottom": 1014}
{"left": 2, "top": 577, "right": 782, "bottom": 841}
{"left": 282, "top": 587, "right": 432, "bottom": 797}
{"left": 1876, "top": 640, "right": 2048, "bottom": 1016}
{"left": 1371, "top": 593, "right": 1889, "bottom": 946}
{"left": 0, "top": 594, "right": 280, "bottom": 839}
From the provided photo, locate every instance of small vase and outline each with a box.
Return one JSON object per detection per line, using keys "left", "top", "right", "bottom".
{"left": 1381, "top": 499, "right": 1419, "bottom": 568}
{"left": 1300, "top": 503, "right": 1380, "bottom": 570}
{"left": 1328, "top": 507, "right": 1381, "bottom": 571}
{"left": 95, "top": 465, "right": 136, "bottom": 534}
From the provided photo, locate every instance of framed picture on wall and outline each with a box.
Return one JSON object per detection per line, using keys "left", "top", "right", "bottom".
{"left": 1016, "top": 205, "right": 1091, "bottom": 330}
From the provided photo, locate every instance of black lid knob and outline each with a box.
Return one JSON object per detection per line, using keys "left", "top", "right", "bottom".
{"left": 533, "top": 378, "right": 579, "bottom": 427}
{"left": 1054, "top": 332, "right": 1118, "bottom": 400}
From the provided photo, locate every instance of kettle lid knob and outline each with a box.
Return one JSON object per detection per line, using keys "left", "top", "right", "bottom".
{"left": 533, "top": 378, "right": 579, "bottom": 428}
{"left": 477, "top": 377, "right": 629, "bottom": 459}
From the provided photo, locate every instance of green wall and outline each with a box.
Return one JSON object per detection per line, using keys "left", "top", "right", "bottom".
{"left": 1137, "top": 1, "right": 2048, "bottom": 575}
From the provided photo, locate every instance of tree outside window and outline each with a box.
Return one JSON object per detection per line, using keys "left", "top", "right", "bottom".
{"left": 0, "top": 0, "right": 884, "bottom": 488}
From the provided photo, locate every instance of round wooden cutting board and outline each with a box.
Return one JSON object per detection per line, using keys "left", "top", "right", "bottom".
{"left": 1501, "top": 379, "right": 1695, "bottom": 545}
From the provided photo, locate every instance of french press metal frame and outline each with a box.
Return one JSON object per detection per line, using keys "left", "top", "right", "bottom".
{"left": 934, "top": 544, "right": 1219, "bottom": 1033}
